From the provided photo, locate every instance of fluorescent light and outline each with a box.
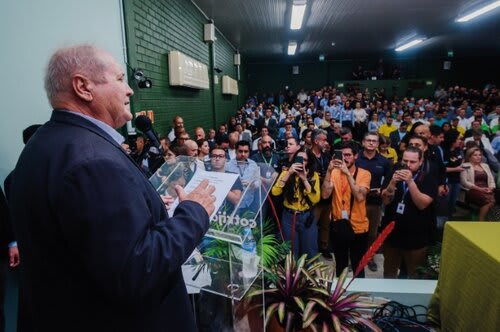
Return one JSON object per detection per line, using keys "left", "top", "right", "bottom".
{"left": 457, "top": 1, "right": 500, "bottom": 22}
{"left": 288, "top": 41, "right": 297, "bottom": 55}
{"left": 395, "top": 38, "right": 424, "bottom": 52}
{"left": 290, "top": 4, "right": 306, "bottom": 30}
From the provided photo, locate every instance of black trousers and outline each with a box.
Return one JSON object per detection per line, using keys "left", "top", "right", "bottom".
{"left": 0, "top": 261, "right": 7, "bottom": 332}
{"left": 332, "top": 231, "right": 368, "bottom": 278}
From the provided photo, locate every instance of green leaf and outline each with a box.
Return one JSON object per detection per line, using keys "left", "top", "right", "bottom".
{"left": 303, "top": 311, "right": 319, "bottom": 329}
{"left": 278, "top": 302, "right": 286, "bottom": 323}
{"left": 310, "top": 297, "right": 330, "bottom": 310}
{"left": 293, "top": 296, "right": 305, "bottom": 311}
{"left": 264, "top": 303, "right": 279, "bottom": 327}
{"left": 303, "top": 301, "right": 317, "bottom": 321}
{"left": 332, "top": 313, "right": 342, "bottom": 332}
{"left": 331, "top": 267, "right": 349, "bottom": 302}
{"left": 310, "top": 287, "right": 330, "bottom": 296}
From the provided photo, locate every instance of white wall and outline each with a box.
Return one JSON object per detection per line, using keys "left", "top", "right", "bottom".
{"left": 0, "top": 0, "right": 126, "bottom": 185}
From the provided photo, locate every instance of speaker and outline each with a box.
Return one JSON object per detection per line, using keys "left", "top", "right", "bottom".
{"left": 204, "top": 23, "right": 215, "bottom": 42}
{"left": 234, "top": 53, "right": 241, "bottom": 66}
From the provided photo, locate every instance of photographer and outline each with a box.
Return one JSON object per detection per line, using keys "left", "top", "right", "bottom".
{"left": 321, "top": 142, "right": 371, "bottom": 277}
{"left": 271, "top": 148, "right": 320, "bottom": 258}
{"left": 381, "top": 146, "right": 438, "bottom": 278}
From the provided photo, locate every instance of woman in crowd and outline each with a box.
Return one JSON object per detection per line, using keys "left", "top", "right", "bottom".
{"left": 271, "top": 148, "right": 320, "bottom": 258}
{"left": 443, "top": 131, "right": 464, "bottom": 218}
{"left": 368, "top": 112, "right": 382, "bottom": 132}
{"left": 196, "top": 138, "right": 210, "bottom": 170}
{"left": 378, "top": 135, "right": 398, "bottom": 164}
{"left": 340, "top": 101, "right": 353, "bottom": 128}
{"left": 460, "top": 147, "right": 496, "bottom": 221}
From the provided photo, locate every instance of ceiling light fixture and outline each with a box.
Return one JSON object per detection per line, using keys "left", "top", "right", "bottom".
{"left": 288, "top": 41, "right": 297, "bottom": 55}
{"left": 290, "top": 3, "right": 307, "bottom": 30}
{"left": 395, "top": 38, "right": 425, "bottom": 52}
{"left": 457, "top": 1, "right": 500, "bottom": 22}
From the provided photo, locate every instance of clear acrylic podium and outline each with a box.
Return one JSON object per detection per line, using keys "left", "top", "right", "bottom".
{"left": 149, "top": 156, "right": 278, "bottom": 331}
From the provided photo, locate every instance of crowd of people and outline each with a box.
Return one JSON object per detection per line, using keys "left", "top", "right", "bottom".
{"left": 0, "top": 43, "right": 498, "bottom": 330}
{"left": 132, "top": 83, "right": 499, "bottom": 279}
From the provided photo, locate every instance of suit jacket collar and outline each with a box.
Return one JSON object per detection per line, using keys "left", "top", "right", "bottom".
{"left": 50, "top": 109, "right": 123, "bottom": 149}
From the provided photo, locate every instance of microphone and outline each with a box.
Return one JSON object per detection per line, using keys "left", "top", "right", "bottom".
{"left": 135, "top": 115, "right": 162, "bottom": 151}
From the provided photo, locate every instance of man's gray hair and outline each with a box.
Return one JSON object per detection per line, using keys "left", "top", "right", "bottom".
{"left": 44, "top": 44, "right": 108, "bottom": 105}
{"left": 311, "top": 128, "right": 327, "bottom": 143}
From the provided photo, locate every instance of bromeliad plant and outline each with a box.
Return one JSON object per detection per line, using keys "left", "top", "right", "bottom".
{"left": 247, "top": 221, "right": 395, "bottom": 332}
{"left": 247, "top": 252, "right": 328, "bottom": 331}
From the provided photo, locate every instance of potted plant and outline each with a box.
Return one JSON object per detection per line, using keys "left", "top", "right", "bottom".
{"left": 247, "top": 221, "right": 395, "bottom": 332}
{"left": 247, "top": 252, "right": 327, "bottom": 331}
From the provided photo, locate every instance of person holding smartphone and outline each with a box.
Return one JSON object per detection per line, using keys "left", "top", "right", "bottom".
{"left": 271, "top": 148, "right": 320, "bottom": 258}
{"left": 321, "top": 142, "right": 371, "bottom": 277}
{"left": 381, "top": 146, "right": 438, "bottom": 278}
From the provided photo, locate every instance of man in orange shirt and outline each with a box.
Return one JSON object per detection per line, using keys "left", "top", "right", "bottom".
{"left": 321, "top": 142, "right": 371, "bottom": 277}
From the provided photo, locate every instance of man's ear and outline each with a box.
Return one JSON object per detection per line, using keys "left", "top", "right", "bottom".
{"left": 72, "top": 74, "right": 93, "bottom": 102}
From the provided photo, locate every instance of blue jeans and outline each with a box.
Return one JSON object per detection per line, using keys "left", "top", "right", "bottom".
{"left": 282, "top": 209, "right": 318, "bottom": 259}
{"left": 447, "top": 182, "right": 462, "bottom": 218}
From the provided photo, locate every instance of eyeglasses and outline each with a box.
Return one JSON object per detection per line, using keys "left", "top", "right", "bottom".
{"left": 364, "top": 139, "right": 379, "bottom": 143}
{"left": 211, "top": 154, "right": 225, "bottom": 159}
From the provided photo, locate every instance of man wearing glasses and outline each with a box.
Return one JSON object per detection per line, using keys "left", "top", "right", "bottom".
{"left": 225, "top": 141, "right": 260, "bottom": 209}
{"left": 355, "top": 132, "right": 391, "bottom": 272}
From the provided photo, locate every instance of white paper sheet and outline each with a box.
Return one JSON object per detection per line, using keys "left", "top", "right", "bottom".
{"left": 167, "top": 169, "right": 239, "bottom": 220}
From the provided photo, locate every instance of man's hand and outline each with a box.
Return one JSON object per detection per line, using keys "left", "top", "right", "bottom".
{"left": 395, "top": 169, "right": 412, "bottom": 183}
{"left": 333, "top": 159, "right": 349, "bottom": 175}
{"left": 175, "top": 179, "right": 216, "bottom": 216}
{"left": 9, "top": 246, "right": 20, "bottom": 268}
{"left": 161, "top": 194, "right": 175, "bottom": 211}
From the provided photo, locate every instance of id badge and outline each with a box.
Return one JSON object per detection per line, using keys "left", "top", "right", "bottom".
{"left": 341, "top": 210, "right": 348, "bottom": 219}
{"left": 396, "top": 202, "right": 405, "bottom": 214}
{"left": 265, "top": 171, "right": 272, "bottom": 179}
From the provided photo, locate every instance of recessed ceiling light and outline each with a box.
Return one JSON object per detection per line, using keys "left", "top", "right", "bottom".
{"left": 288, "top": 41, "right": 297, "bottom": 55}
{"left": 331, "top": 42, "right": 336, "bottom": 46}
{"left": 290, "top": 3, "right": 307, "bottom": 30}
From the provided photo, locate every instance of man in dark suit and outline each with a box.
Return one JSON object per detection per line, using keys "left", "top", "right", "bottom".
{"left": 390, "top": 121, "right": 408, "bottom": 157}
{"left": 256, "top": 108, "right": 278, "bottom": 139}
{"left": 8, "top": 44, "right": 215, "bottom": 331}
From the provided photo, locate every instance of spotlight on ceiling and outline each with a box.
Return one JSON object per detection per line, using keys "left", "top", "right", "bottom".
{"left": 457, "top": 1, "right": 500, "bottom": 22}
{"left": 288, "top": 41, "right": 297, "bottom": 55}
{"left": 133, "top": 69, "right": 153, "bottom": 89}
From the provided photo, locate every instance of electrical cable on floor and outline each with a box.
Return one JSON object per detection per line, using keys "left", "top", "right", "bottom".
{"left": 372, "top": 301, "right": 434, "bottom": 331}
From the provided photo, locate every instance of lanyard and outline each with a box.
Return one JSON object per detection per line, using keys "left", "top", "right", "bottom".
{"left": 261, "top": 153, "right": 272, "bottom": 167}
{"left": 400, "top": 171, "right": 420, "bottom": 203}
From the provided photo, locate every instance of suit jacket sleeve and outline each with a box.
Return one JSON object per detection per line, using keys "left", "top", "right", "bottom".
{"left": 55, "top": 158, "right": 209, "bottom": 306}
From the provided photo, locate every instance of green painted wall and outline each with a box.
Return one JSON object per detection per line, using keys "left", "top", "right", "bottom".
{"left": 245, "top": 55, "right": 498, "bottom": 99}
{"left": 123, "top": 0, "right": 241, "bottom": 137}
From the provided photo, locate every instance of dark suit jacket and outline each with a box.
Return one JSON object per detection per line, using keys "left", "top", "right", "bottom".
{"left": 389, "top": 130, "right": 404, "bottom": 148}
{"left": 9, "top": 110, "right": 209, "bottom": 331}
{"left": 256, "top": 117, "right": 278, "bottom": 138}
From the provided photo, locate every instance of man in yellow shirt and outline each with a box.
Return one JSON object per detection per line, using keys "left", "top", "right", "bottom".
{"left": 378, "top": 116, "right": 398, "bottom": 138}
{"left": 321, "top": 142, "right": 371, "bottom": 277}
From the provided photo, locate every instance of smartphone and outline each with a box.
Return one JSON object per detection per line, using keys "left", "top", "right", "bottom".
{"left": 334, "top": 150, "right": 343, "bottom": 160}
{"left": 294, "top": 155, "right": 304, "bottom": 164}
{"left": 394, "top": 162, "right": 409, "bottom": 171}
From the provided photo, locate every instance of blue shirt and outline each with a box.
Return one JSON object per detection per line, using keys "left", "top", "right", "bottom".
{"left": 68, "top": 111, "right": 125, "bottom": 145}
